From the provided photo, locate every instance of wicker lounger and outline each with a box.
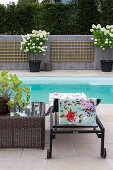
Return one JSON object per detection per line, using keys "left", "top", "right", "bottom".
{"left": 0, "top": 102, "right": 45, "bottom": 149}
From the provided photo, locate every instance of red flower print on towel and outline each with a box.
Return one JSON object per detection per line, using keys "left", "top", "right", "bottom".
{"left": 66, "top": 110, "right": 75, "bottom": 121}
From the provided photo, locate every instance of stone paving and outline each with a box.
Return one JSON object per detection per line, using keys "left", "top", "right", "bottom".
{"left": 0, "top": 70, "right": 113, "bottom": 170}
{"left": 0, "top": 104, "right": 113, "bottom": 170}
{"left": 1, "top": 70, "right": 113, "bottom": 77}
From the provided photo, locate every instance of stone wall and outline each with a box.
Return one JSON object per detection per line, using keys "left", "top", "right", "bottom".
{"left": 0, "top": 35, "right": 113, "bottom": 70}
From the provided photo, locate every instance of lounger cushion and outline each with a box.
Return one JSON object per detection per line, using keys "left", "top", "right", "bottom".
{"left": 59, "top": 98, "right": 97, "bottom": 126}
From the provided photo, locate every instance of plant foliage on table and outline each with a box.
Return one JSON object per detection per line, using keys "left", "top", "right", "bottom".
{"left": 0, "top": 70, "right": 30, "bottom": 108}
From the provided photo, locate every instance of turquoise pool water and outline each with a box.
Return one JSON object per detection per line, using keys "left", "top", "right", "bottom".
{"left": 20, "top": 76, "right": 113, "bottom": 104}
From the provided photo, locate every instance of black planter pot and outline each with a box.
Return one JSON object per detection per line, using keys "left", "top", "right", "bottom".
{"left": 100, "top": 60, "right": 113, "bottom": 72}
{"left": 29, "top": 60, "right": 41, "bottom": 72}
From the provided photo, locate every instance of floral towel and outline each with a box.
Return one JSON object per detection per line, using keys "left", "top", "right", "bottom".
{"left": 59, "top": 98, "right": 97, "bottom": 126}
{"left": 49, "top": 93, "right": 87, "bottom": 107}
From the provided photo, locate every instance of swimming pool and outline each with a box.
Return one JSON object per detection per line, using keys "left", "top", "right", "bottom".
{"left": 20, "top": 76, "right": 113, "bottom": 104}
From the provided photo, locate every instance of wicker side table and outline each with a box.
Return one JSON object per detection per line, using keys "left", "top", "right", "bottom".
{"left": 0, "top": 102, "right": 45, "bottom": 149}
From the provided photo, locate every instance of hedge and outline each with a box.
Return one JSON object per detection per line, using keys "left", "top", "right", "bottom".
{"left": 5, "top": 3, "right": 39, "bottom": 34}
{"left": 0, "top": 5, "right": 6, "bottom": 34}
{"left": 0, "top": 1, "right": 113, "bottom": 35}
{"left": 38, "top": 2, "right": 78, "bottom": 35}
{"left": 75, "top": 0, "right": 100, "bottom": 35}
{"left": 100, "top": 0, "right": 113, "bottom": 26}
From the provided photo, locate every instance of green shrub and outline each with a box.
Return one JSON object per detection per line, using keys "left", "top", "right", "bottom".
{"left": 75, "top": 0, "right": 100, "bottom": 34}
{"left": 0, "top": 1, "right": 105, "bottom": 35}
{"left": 5, "top": 3, "right": 39, "bottom": 35}
{"left": 15, "top": 3, "right": 39, "bottom": 34}
{"left": 39, "top": 3, "right": 68, "bottom": 34}
{"left": 5, "top": 4, "right": 18, "bottom": 34}
{"left": 0, "top": 5, "right": 6, "bottom": 34}
{"left": 100, "top": 0, "right": 113, "bottom": 26}
{"left": 38, "top": 2, "right": 79, "bottom": 35}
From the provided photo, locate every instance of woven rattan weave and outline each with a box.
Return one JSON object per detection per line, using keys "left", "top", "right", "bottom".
{"left": 0, "top": 102, "right": 45, "bottom": 149}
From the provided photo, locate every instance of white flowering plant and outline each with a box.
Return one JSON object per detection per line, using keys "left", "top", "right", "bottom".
{"left": 90, "top": 24, "right": 113, "bottom": 60}
{"left": 21, "top": 30, "right": 50, "bottom": 60}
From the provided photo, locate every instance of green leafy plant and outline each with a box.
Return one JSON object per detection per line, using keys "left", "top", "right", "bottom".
{"left": 90, "top": 24, "right": 113, "bottom": 60}
{"left": 0, "top": 70, "right": 30, "bottom": 108}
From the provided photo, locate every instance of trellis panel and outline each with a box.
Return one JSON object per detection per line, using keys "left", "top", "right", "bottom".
{"left": 0, "top": 41, "right": 28, "bottom": 62}
{"left": 51, "top": 40, "right": 94, "bottom": 62}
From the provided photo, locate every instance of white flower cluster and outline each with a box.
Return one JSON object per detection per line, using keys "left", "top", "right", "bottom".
{"left": 90, "top": 24, "right": 113, "bottom": 50}
{"left": 38, "top": 0, "right": 43, "bottom": 3}
{"left": 21, "top": 30, "right": 50, "bottom": 56}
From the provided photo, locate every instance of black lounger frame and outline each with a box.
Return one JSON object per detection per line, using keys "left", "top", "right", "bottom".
{"left": 47, "top": 99, "right": 106, "bottom": 158}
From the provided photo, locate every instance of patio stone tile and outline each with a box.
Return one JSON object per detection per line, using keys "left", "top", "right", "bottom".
{"left": 53, "top": 134, "right": 76, "bottom": 144}
{"left": 99, "top": 116, "right": 113, "bottom": 122}
{"left": 53, "top": 133, "right": 99, "bottom": 144}
{"left": 97, "top": 104, "right": 113, "bottom": 122}
{"left": 75, "top": 143, "right": 100, "bottom": 158}
{"left": 73, "top": 134, "right": 99, "bottom": 144}
{"left": 102, "top": 122, "right": 113, "bottom": 132}
{"left": 106, "top": 159, "right": 113, "bottom": 170}
{"left": 0, "top": 159, "right": 48, "bottom": 170}
{"left": 5, "top": 70, "right": 113, "bottom": 77}
{"left": 52, "top": 143, "right": 74, "bottom": 158}
{"left": 105, "top": 144, "right": 113, "bottom": 159}
{"left": 105, "top": 132, "right": 113, "bottom": 144}
{"left": 13, "top": 159, "right": 47, "bottom": 170}
{"left": 45, "top": 115, "right": 50, "bottom": 131}
{"left": 45, "top": 131, "right": 49, "bottom": 144}
{"left": 21, "top": 148, "right": 47, "bottom": 159}
{"left": 75, "top": 142, "right": 113, "bottom": 159}
{"left": 0, "top": 159, "right": 13, "bottom": 170}
{"left": 0, "top": 149, "right": 22, "bottom": 159}
{"left": 48, "top": 158, "right": 108, "bottom": 170}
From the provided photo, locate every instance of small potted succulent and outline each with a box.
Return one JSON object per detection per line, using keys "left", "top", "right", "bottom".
{"left": 90, "top": 24, "right": 113, "bottom": 72}
{"left": 21, "top": 30, "right": 50, "bottom": 72}
{"left": 0, "top": 70, "right": 30, "bottom": 116}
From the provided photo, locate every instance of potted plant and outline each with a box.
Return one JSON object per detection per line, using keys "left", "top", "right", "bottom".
{"left": 90, "top": 24, "right": 113, "bottom": 72}
{"left": 21, "top": 30, "right": 50, "bottom": 72}
{"left": 0, "top": 70, "right": 30, "bottom": 116}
